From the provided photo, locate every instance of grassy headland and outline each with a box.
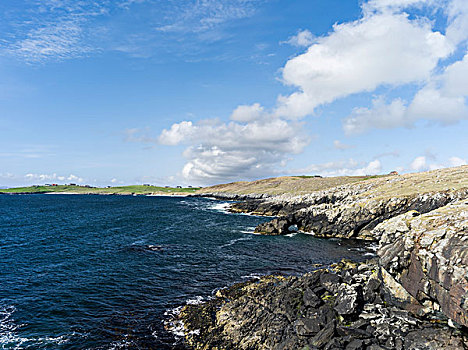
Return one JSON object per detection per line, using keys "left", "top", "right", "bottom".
{"left": 196, "top": 166, "right": 468, "bottom": 198}
{"left": 0, "top": 185, "right": 200, "bottom": 196}
{"left": 195, "top": 174, "right": 389, "bottom": 196}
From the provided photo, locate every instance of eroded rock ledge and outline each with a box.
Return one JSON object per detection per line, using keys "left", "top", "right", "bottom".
{"left": 172, "top": 260, "right": 467, "bottom": 349}
{"left": 172, "top": 167, "right": 468, "bottom": 349}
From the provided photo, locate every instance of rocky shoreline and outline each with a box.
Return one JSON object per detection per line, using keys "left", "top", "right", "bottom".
{"left": 173, "top": 259, "right": 467, "bottom": 349}
{"left": 171, "top": 166, "right": 468, "bottom": 349}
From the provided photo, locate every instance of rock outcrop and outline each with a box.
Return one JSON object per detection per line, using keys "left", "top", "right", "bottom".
{"left": 375, "top": 201, "right": 468, "bottom": 328}
{"left": 171, "top": 260, "right": 468, "bottom": 349}
{"left": 171, "top": 166, "right": 468, "bottom": 349}
{"left": 253, "top": 189, "right": 468, "bottom": 239}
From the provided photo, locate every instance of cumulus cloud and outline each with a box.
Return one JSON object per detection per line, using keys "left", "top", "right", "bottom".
{"left": 275, "top": 12, "right": 453, "bottom": 119}
{"left": 449, "top": 156, "right": 467, "bottom": 167}
{"left": 283, "top": 30, "right": 315, "bottom": 47}
{"left": 408, "top": 155, "right": 466, "bottom": 172}
{"left": 445, "top": 0, "right": 468, "bottom": 44}
{"left": 343, "top": 97, "right": 408, "bottom": 134}
{"left": 158, "top": 117, "right": 309, "bottom": 184}
{"left": 410, "top": 156, "right": 428, "bottom": 171}
{"left": 291, "top": 159, "right": 382, "bottom": 177}
{"left": 156, "top": 0, "right": 467, "bottom": 183}
{"left": 230, "top": 103, "right": 265, "bottom": 122}
{"left": 343, "top": 53, "right": 468, "bottom": 134}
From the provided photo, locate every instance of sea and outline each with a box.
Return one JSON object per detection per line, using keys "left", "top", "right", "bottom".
{"left": 0, "top": 194, "right": 374, "bottom": 349}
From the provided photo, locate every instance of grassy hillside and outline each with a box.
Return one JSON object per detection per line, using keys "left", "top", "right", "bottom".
{"left": 195, "top": 175, "right": 387, "bottom": 196}
{"left": 0, "top": 185, "right": 200, "bottom": 195}
{"left": 196, "top": 166, "right": 468, "bottom": 198}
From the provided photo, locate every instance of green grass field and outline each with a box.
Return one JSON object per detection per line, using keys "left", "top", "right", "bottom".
{"left": 0, "top": 185, "right": 200, "bottom": 195}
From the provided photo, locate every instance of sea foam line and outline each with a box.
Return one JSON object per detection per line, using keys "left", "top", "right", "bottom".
{"left": 220, "top": 235, "right": 252, "bottom": 248}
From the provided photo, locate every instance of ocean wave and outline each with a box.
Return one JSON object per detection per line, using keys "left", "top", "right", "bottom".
{"left": 240, "top": 273, "right": 262, "bottom": 280}
{"left": 185, "top": 296, "right": 205, "bottom": 305}
{"left": 219, "top": 236, "right": 252, "bottom": 248}
{"left": 0, "top": 305, "right": 75, "bottom": 348}
{"left": 285, "top": 232, "right": 298, "bottom": 237}
{"left": 208, "top": 202, "right": 231, "bottom": 214}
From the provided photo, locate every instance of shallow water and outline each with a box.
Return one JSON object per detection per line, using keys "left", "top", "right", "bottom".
{"left": 0, "top": 195, "right": 373, "bottom": 349}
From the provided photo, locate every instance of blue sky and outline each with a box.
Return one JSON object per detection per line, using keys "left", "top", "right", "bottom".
{"left": 1, "top": 0, "right": 467, "bottom": 187}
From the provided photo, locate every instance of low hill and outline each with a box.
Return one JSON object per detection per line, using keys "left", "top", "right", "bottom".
{"left": 195, "top": 175, "right": 387, "bottom": 196}
{"left": 196, "top": 166, "right": 468, "bottom": 198}
{"left": 0, "top": 185, "right": 199, "bottom": 195}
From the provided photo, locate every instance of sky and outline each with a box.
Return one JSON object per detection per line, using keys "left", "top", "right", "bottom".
{"left": 0, "top": 0, "right": 467, "bottom": 187}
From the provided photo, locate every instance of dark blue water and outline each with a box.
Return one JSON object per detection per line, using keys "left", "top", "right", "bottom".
{"left": 0, "top": 195, "right": 373, "bottom": 349}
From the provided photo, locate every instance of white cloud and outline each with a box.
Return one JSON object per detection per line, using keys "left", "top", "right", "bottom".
{"left": 230, "top": 103, "right": 265, "bottom": 122}
{"left": 291, "top": 159, "right": 382, "bottom": 177}
{"left": 449, "top": 156, "right": 467, "bottom": 167}
{"left": 11, "top": 20, "right": 90, "bottom": 63}
{"left": 156, "top": 0, "right": 263, "bottom": 34}
{"left": 154, "top": 0, "right": 467, "bottom": 183}
{"left": 275, "top": 12, "right": 453, "bottom": 119}
{"left": 24, "top": 173, "right": 84, "bottom": 183}
{"left": 343, "top": 97, "right": 408, "bottom": 135}
{"left": 343, "top": 53, "right": 468, "bottom": 134}
{"left": 333, "top": 140, "right": 355, "bottom": 150}
{"left": 283, "top": 30, "right": 315, "bottom": 47}
{"left": 158, "top": 117, "right": 309, "bottom": 184}
{"left": 1, "top": 1, "right": 109, "bottom": 63}
{"left": 410, "top": 156, "right": 427, "bottom": 171}
{"left": 407, "top": 85, "right": 468, "bottom": 123}
{"left": 158, "top": 121, "right": 196, "bottom": 146}
{"left": 408, "top": 155, "right": 466, "bottom": 172}
{"left": 445, "top": 0, "right": 468, "bottom": 45}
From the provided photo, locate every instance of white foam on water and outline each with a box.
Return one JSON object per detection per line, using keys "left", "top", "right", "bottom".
{"left": 285, "top": 232, "right": 298, "bottom": 237}
{"left": 241, "top": 273, "right": 262, "bottom": 280}
{"left": 208, "top": 202, "right": 231, "bottom": 214}
{"left": 0, "top": 304, "right": 21, "bottom": 348}
{"left": 300, "top": 230, "right": 316, "bottom": 236}
{"left": 0, "top": 304, "right": 79, "bottom": 348}
{"left": 220, "top": 235, "right": 252, "bottom": 248}
{"left": 185, "top": 296, "right": 205, "bottom": 305}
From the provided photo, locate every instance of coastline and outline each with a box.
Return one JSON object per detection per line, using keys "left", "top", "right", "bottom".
{"left": 170, "top": 166, "right": 468, "bottom": 349}
{"left": 0, "top": 191, "right": 193, "bottom": 197}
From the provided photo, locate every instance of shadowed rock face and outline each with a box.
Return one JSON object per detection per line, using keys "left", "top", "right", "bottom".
{"left": 170, "top": 261, "right": 468, "bottom": 350}
{"left": 375, "top": 201, "right": 468, "bottom": 328}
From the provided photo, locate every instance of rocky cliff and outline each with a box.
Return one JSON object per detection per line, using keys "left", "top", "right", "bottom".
{"left": 172, "top": 166, "right": 468, "bottom": 349}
